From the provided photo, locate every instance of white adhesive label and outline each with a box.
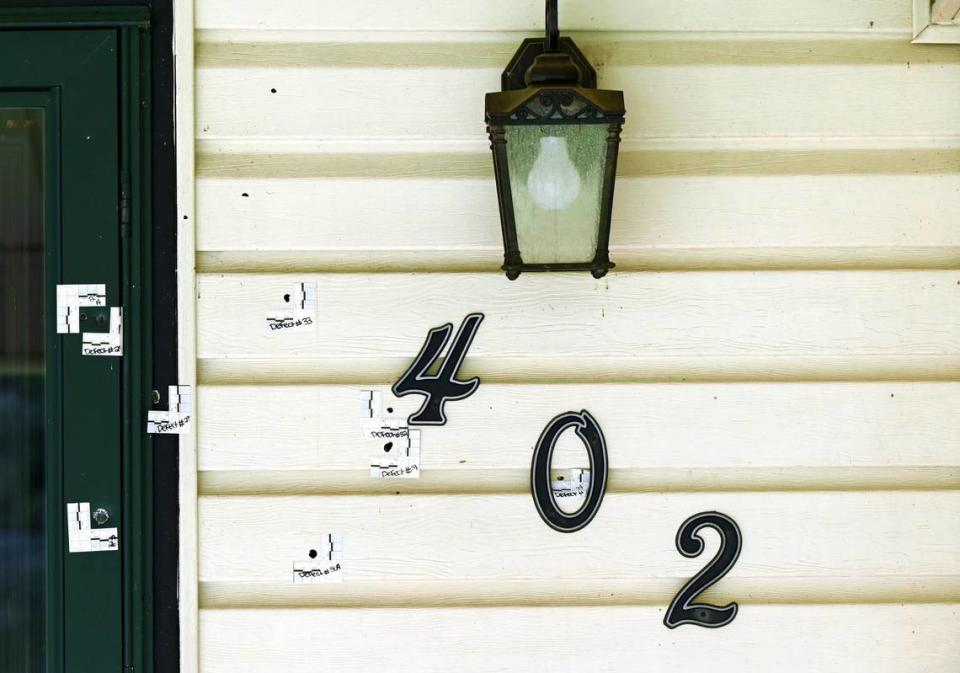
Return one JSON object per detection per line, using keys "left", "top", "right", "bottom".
{"left": 370, "top": 429, "right": 421, "bottom": 479}
{"left": 147, "top": 385, "right": 193, "bottom": 434}
{"left": 82, "top": 307, "right": 123, "bottom": 356}
{"left": 552, "top": 468, "right": 591, "bottom": 498}
{"left": 359, "top": 390, "right": 383, "bottom": 419}
{"left": 360, "top": 390, "right": 421, "bottom": 478}
{"left": 56, "top": 284, "right": 106, "bottom": 334}
{"left": 66, "top": 502, "right": 118, "bottom": 553}
{"left": 266, "top": 281, "right": 316, "bottom": 332}
{"left": 293, "top": 533, "right": 343, "bottom": 583}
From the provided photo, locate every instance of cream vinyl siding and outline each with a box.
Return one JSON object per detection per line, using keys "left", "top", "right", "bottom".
{"left": 183, "top": 1, "right": 960, "bottom": 671}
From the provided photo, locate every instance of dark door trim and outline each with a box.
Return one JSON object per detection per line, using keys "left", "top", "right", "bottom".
{"left": 0, "top": 4, "right": 178, "bottom": 672}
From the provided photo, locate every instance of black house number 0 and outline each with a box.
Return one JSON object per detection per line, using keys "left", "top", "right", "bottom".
{"left": 395, "top": 314, "right": 742, "bottom": 629}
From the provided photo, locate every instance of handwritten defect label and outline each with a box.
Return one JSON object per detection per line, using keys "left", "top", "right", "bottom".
{"left": 147, "top": 412, "right": 191, "bottom": 434}
{"left": 361, "top": 423, "right": 409, "bottom": 440}
{"left": 266, "top": 315, "right": 313, "bottom": 331}
{"left": 293, "top": 561, "right": 343, "bottom": 583}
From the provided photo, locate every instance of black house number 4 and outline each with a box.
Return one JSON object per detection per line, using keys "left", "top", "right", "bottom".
{"left": 392, "top": 313, "right": 484, "bottom": 425}
{"left": 392, "top": 313, "right": 742, "bottom": 629}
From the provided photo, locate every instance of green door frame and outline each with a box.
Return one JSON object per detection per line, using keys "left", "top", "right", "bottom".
{"left": 0, "top": 8, "right": 154, "bottom": 673}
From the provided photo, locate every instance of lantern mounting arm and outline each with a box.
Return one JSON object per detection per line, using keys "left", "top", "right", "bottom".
{"left": 499, "top": 1, "right": 596, "bottom": 90}
{"left": 545, "top": 0, "right": 559, "bottom": 52}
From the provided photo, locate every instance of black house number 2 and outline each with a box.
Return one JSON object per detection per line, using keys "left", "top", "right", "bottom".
{"left": 394, "top": 313, "right": 743, "bottom": 629}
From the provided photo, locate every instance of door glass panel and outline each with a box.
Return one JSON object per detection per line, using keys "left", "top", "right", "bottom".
{"left": 0, "top": 107, "right": 45, "bottom": 673}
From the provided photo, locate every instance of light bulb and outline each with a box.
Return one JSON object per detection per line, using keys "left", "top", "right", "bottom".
{"left": 526, "top": 136, "right": 581, "bottom": 210}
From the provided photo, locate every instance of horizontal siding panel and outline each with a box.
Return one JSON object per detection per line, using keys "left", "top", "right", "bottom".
{"left": 197, "top": 355, "right": 960, "bottom": 384}
{"left": 201, "top": 605, "right": 960, "bottom": 673}
{"left": 195, "top": 35, "right": 960, "bottom": 69}
{"left": 197, "top": 382, "right": 960, "bottom": 471}
{"left": 199, "top": 491, "right": 960, "bottom": 583}
{"left": 195, "top": 171, "right": 960, "bottom": 270}
{"left": 199, "top": 467, "right": 960, "bottom": 496}
{"left": 197, "top": 40, "right": 960, "bottom": 140}
{"left": 200, "top": 575, "right": 960, "bottom": 608}
{"left": 196, "top": 0, "right": 910, "bottom": 33}
{"left": 196, "top": 272, "right": 960, "bottom": 365}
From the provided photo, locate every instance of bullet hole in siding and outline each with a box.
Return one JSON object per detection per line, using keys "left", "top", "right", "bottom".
{"left": 241, "top": 192, "right": 249, "bottom": 198}
{"left": 383, "top": 442, "right": 393, "bottom": 453}
{"left": 869, "top": 20, "right": 874, "bottom": 28}
{"left": 283, "top": 294, "right": 291, "bottom": 303}
{"left": 308, "top": 549, "right": 318, "bottom": 559}
{"left": 271, "top": 88, "right": 277, "bottom": 93}
{"left": 890, "top": 393, "right": 895, "bottom": 398}
{"left": 182, "top": 215, "right": 188, "bottom": 220}
{"left": 386, "top": 407, "right": 394, "bottom": 413}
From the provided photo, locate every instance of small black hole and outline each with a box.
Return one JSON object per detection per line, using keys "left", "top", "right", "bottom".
{"left": 386, "top": 407, "right": 394, "bottom": 413}
{"left": 270, "top": 88, "right": 277, "bottom": 93}
{"left": 308, "top": 549, "right": 317, "bottom": 559}
{"left": 79, "top": 313, "right": 88, "bottom": 321}
{"left": 283, "top": 294, "right": 291, "bottom": 302}
{"left": 383, "top": 442, "right": 393, "bottom": 453}
{"left": 241, "top": 192, "right": 249, "bottom": 198}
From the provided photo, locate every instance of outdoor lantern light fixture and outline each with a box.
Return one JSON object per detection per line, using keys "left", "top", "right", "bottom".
{"left": 485, "top": 0, "right": 626, "bottom": 280}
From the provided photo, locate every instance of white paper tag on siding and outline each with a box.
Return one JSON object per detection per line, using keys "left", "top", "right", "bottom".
{"left": 56, "top": 284, "right": 106, "bottom": 334}
{"left": 370, "top": 429, "right": 421, "bottom": 479}
{"left": 293, "top": 534, "right": 343, "bottom": 583}
{"left": 66, "top": 502, "right": 118, "bottom": 553}
{"left": 552, "top": 468, "right": 590, "bottom": 498}
{"left": 360, "top": 390, "right": 421, "bottom": 478}
{"left": 82, "top": 307, "right": 123, "bottom": 356}
{"left": 147, "top": 385, "right": 193, "bottom": 434}
{"left": 266, "top": 281, "right": 316, "bottom": 332}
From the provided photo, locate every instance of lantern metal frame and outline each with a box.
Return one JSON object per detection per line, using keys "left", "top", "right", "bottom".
{"left": 485, "top": 0, "right": 626, "bottom": 280}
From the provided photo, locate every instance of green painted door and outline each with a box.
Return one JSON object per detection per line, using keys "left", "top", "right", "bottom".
{"left": 1, "top": 29, "right": 124, "bottom": 672}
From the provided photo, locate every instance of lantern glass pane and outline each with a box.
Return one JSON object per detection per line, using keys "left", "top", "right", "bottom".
{"left": 504, "top": 123, "right": 608, "bottom": 265}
